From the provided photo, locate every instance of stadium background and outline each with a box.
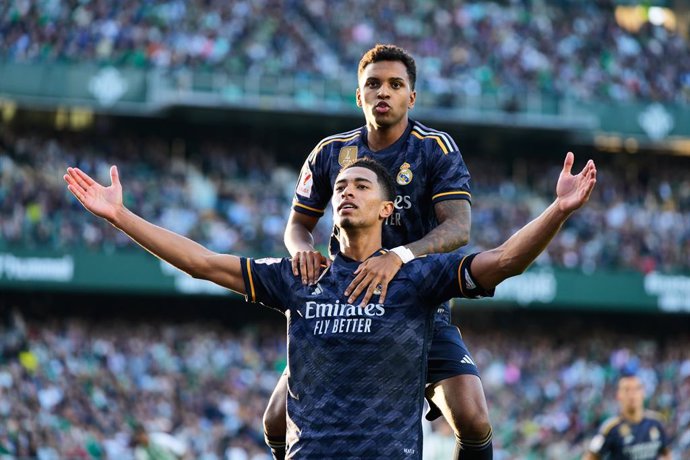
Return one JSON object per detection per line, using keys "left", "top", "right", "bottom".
{"left": 1, "top": 0, "right": 690, "bottom": 458}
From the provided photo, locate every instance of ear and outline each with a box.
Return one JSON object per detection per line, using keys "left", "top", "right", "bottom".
{"left": 408, "top": 90, "right": 416, "bottom": 110}
{"left": 356, "top": 87, "right": 362, "bottom": 107}
{"left": 379, "top": 201, "right": 394, "bottom": 220}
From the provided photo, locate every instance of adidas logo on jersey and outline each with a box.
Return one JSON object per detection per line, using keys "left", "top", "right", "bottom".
{"left": 464, "top": 271, "right": 476, "bottom": 290}
{"left": 310, "top": 284, "right": 323, "bottom": 296}
{"left": 460, "top": 355, "right": 475, "bottom": 366}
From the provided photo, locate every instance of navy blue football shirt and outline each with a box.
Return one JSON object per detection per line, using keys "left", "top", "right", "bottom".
{"left": 240, "top": 251, "right": 492, "bottom": 459}
{"left": 588, "top": 412, "right": 669, "bottom": 459}
{"left": 292, "top": 120, "right": 472, "bottom": 323}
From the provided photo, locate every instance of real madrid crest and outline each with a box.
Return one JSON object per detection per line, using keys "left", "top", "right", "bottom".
{"left": 650, "top": 426, "right": 660, "bottom": 441}
{"left": 396, "top": 162, "right": 413, "bottom": 185}
{"left": 338, "top": 146, "right": 358, "bottom": 168}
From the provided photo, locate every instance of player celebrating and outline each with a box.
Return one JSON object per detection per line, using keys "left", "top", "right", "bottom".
{"left": 584, "top": 373, "right": 670, "bottom": 460}
{"left": 64, "top": 152, "right": 595, "bottom": 459}
{"left": 268, "top": 44, "right": 481, "bottom": 459}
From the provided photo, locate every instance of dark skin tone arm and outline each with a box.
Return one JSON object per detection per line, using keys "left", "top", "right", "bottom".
{"left": 344, "top": 199, "right": 471, "bottom": 305}
{"left": 284, "top": 210, "right": 331, "bottom": 284}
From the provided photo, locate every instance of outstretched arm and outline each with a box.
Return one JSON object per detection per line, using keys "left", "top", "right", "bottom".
{"left": 64, "top": 166, "right": 246, "bottom": 293}
{"left": 471, "top": 152, "right": 596, "bottom": 290}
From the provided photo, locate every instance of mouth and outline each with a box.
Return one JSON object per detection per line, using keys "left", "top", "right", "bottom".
{"left": 337, "top": 201, "right": 358, "bottom": 212}
{"left": 375, "top": 101, "right": 390, "bottom": 113}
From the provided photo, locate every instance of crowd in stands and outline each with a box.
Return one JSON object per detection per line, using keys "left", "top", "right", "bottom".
{"left": 0, "top": 309, "right": 688, "bottom": 459}
{"left": 2, "top": 0, "right": 690, "bottom": 104}
{"left": 2, "top": 129, "right": 690, "bottom": 275}
{"left": 0, "top": 128, "right": 333, "bottom": 258}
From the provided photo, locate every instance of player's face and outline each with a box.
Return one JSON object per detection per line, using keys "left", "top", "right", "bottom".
{"left": 332, "top": 167, "right": 393, "bottom": 230}
{"left": 356, "top": 61, "right": 416, "bottom": 130}
{"left": 617, "top": 376, "right": 645, "bottom": 415}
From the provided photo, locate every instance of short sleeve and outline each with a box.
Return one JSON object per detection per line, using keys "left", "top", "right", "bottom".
{"left": 240, "top": 257, "right": 293, "bottom": 312}
{"left": 292, "top": 145, "right": 333, "bottom": 218}
{"left": 412, "top": 252, "right": 494, "bottom": 305}
{"left": 429, "top": 146, "right": 472, "bottom": 206}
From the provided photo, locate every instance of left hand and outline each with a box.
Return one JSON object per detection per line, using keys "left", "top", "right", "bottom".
{"left": 345, "top": 252, "right": 404, "bottom": 305}
{"left": 556, "top": 152, "right": 597, "bottom": 214}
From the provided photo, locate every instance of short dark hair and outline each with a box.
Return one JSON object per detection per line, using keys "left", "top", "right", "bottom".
{"left": 343, "top": 158, "right": 397, "bottom": 202}
{"left": 358, "top": 44, "right": 417, "bottom": 90}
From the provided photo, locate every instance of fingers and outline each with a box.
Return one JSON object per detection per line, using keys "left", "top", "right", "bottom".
{"left": 293, "top": 251, "right": 326, "bottom": 284}
{"left": 306, "top": 253, "right": 322, "bottom": 285}
{"left": 345, "top": 269, "right": 368, "bottom": 301}
{"left": 358, "top": 280, "right": 380, "bottom": 307}
{"left": 299, "top": 253, "right": 309, "bottom": 285}
{"left": 562, "top": 151, "right": 574, "bottom": 175}
{"left": 377, "top": 281, "right": 390, "bottom": 304}
{"left": 66, "top": 183, "right": 86, "bottom": 204}
{"left": 110, "top": 165, "right": 120, "bottom": 187}
{"left": 73, "top": 167, "right": 96, "bottom": 187}
{"left": 348, "top": 273, "right": 375, "bottom": 305}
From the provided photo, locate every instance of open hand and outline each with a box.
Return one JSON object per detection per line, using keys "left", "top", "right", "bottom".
{"left": 64, "top": 166, "right": 123, "bottom": 222}
{"left": 292, "top": 250, "right": 331, "bottom": 285}
{"left": 345, "top": 251, "right": 404, "bottom": 305}
{"left": 556, "top": 152, "right": 597, "bottom": 214}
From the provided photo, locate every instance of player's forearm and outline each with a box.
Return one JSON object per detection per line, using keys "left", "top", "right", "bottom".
{"left": 473, "top": 200, "right": 570, "bottom": 289}
{"left": 110, "top": 206, "right": 243, "bottom": 290}
{"left": 405, "top": 201, "right": 471, "bottom": 257}
{"left": 284, "top": 211, "right": 320, "bottom": 256}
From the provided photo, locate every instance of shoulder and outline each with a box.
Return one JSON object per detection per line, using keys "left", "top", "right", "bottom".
{"left": 308, "top": 127, "right": 363, "bottom": 161}
{"left": 403, "top": 253, "right": 462, "bottom": 274}
{"left": 250, "top": 257, "right": 293, "bottom": 279}
{"left": 598, "top": 416, "right": 622, "bottom": 436}
{"left": 643, "top": 410, "right": 667, "bottom": 424}
{"left": 409, "top": 121, "right": 459, "bottom": 155}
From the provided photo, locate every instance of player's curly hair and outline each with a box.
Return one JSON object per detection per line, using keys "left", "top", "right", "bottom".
{"left": 343, "top": 158, "right": 397, "bottom": 202}
{"left": 358, "top": 44, "right": 417, "bottom": 90}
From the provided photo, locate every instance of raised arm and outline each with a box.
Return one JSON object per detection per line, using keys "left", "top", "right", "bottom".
{"left": 64, "top": 166, "right": 245, "bottom": 293}
{"left": 470, "top": 152, "right": 596, "bottom": 291}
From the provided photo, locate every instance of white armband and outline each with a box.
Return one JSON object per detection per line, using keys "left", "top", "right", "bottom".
{"left": 390, "top": 246, "right": 415, "bottom": 264}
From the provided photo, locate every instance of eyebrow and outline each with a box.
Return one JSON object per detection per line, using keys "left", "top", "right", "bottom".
{"left": 366, "top": 77, "right": 406, "bottom": 83}
{"left": 335, "top": 177, "right": 374, "bottom": 186}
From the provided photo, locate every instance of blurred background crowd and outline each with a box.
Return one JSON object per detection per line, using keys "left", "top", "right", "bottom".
{"left": 0, "top": 310, "right": 688, "bottom": 459}
{"left": 2, "top": 128, "right": 689, "bottom": 275}
{"left": 2, "top": 0, "right": 690, "bottom": 458}
{"left": 2, "top": 0, "right": 690, "bottom": 104}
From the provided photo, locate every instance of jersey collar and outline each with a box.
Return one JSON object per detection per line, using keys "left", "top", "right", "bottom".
{"left": 360, "top": 120, "right": 414, "bottom": 156}
{"left": 334, "top": 249, "right": 388, "bottom": 269}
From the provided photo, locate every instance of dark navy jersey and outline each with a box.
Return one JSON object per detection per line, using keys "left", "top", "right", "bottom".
{"left": 292, "top": 120, "right": 471, "bottom": 255}
{"left": 588, "top": 412, "right": 669, "bottom": 460}
{"left": 240, "top": 251, "right": 492, "bottom": 459}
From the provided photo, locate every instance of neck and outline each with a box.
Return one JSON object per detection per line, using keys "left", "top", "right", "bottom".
{"left": 339, "top": 227, "right": 383, "bottom": 262}
{"left": 621, "top": 407, "right": 643, "bottom": 423}
{"left": 366, "top": 117, "right": 408, "bottom": 152}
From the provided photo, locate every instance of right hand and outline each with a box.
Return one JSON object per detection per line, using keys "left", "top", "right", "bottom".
{"left": 64, "top": 165, "right": 123, "bottom": 222}
{"left": 292, "top": 250, "right": 331, "bottom": 285}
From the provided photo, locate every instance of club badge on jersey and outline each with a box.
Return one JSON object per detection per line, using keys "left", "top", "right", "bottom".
{"left": 397, "top": 162, "right": 413, "bottom": 185}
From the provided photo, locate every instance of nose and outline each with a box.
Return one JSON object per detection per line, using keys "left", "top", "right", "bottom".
{"left": 340, "top": 182, "right": 355, "bottom": 198}
{"left": 377, "top": 83, "right": 390, "bottom": 99}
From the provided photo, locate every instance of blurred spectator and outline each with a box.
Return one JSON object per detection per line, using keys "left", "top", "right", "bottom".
{"left": 2, "top": 0, "right": 688, "bottom": 104}
{"left": 0, "top": 308, "right": 687, "bottom": 458}
{"left": 2, "top": 128, "right": 689, "bottom": 275}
